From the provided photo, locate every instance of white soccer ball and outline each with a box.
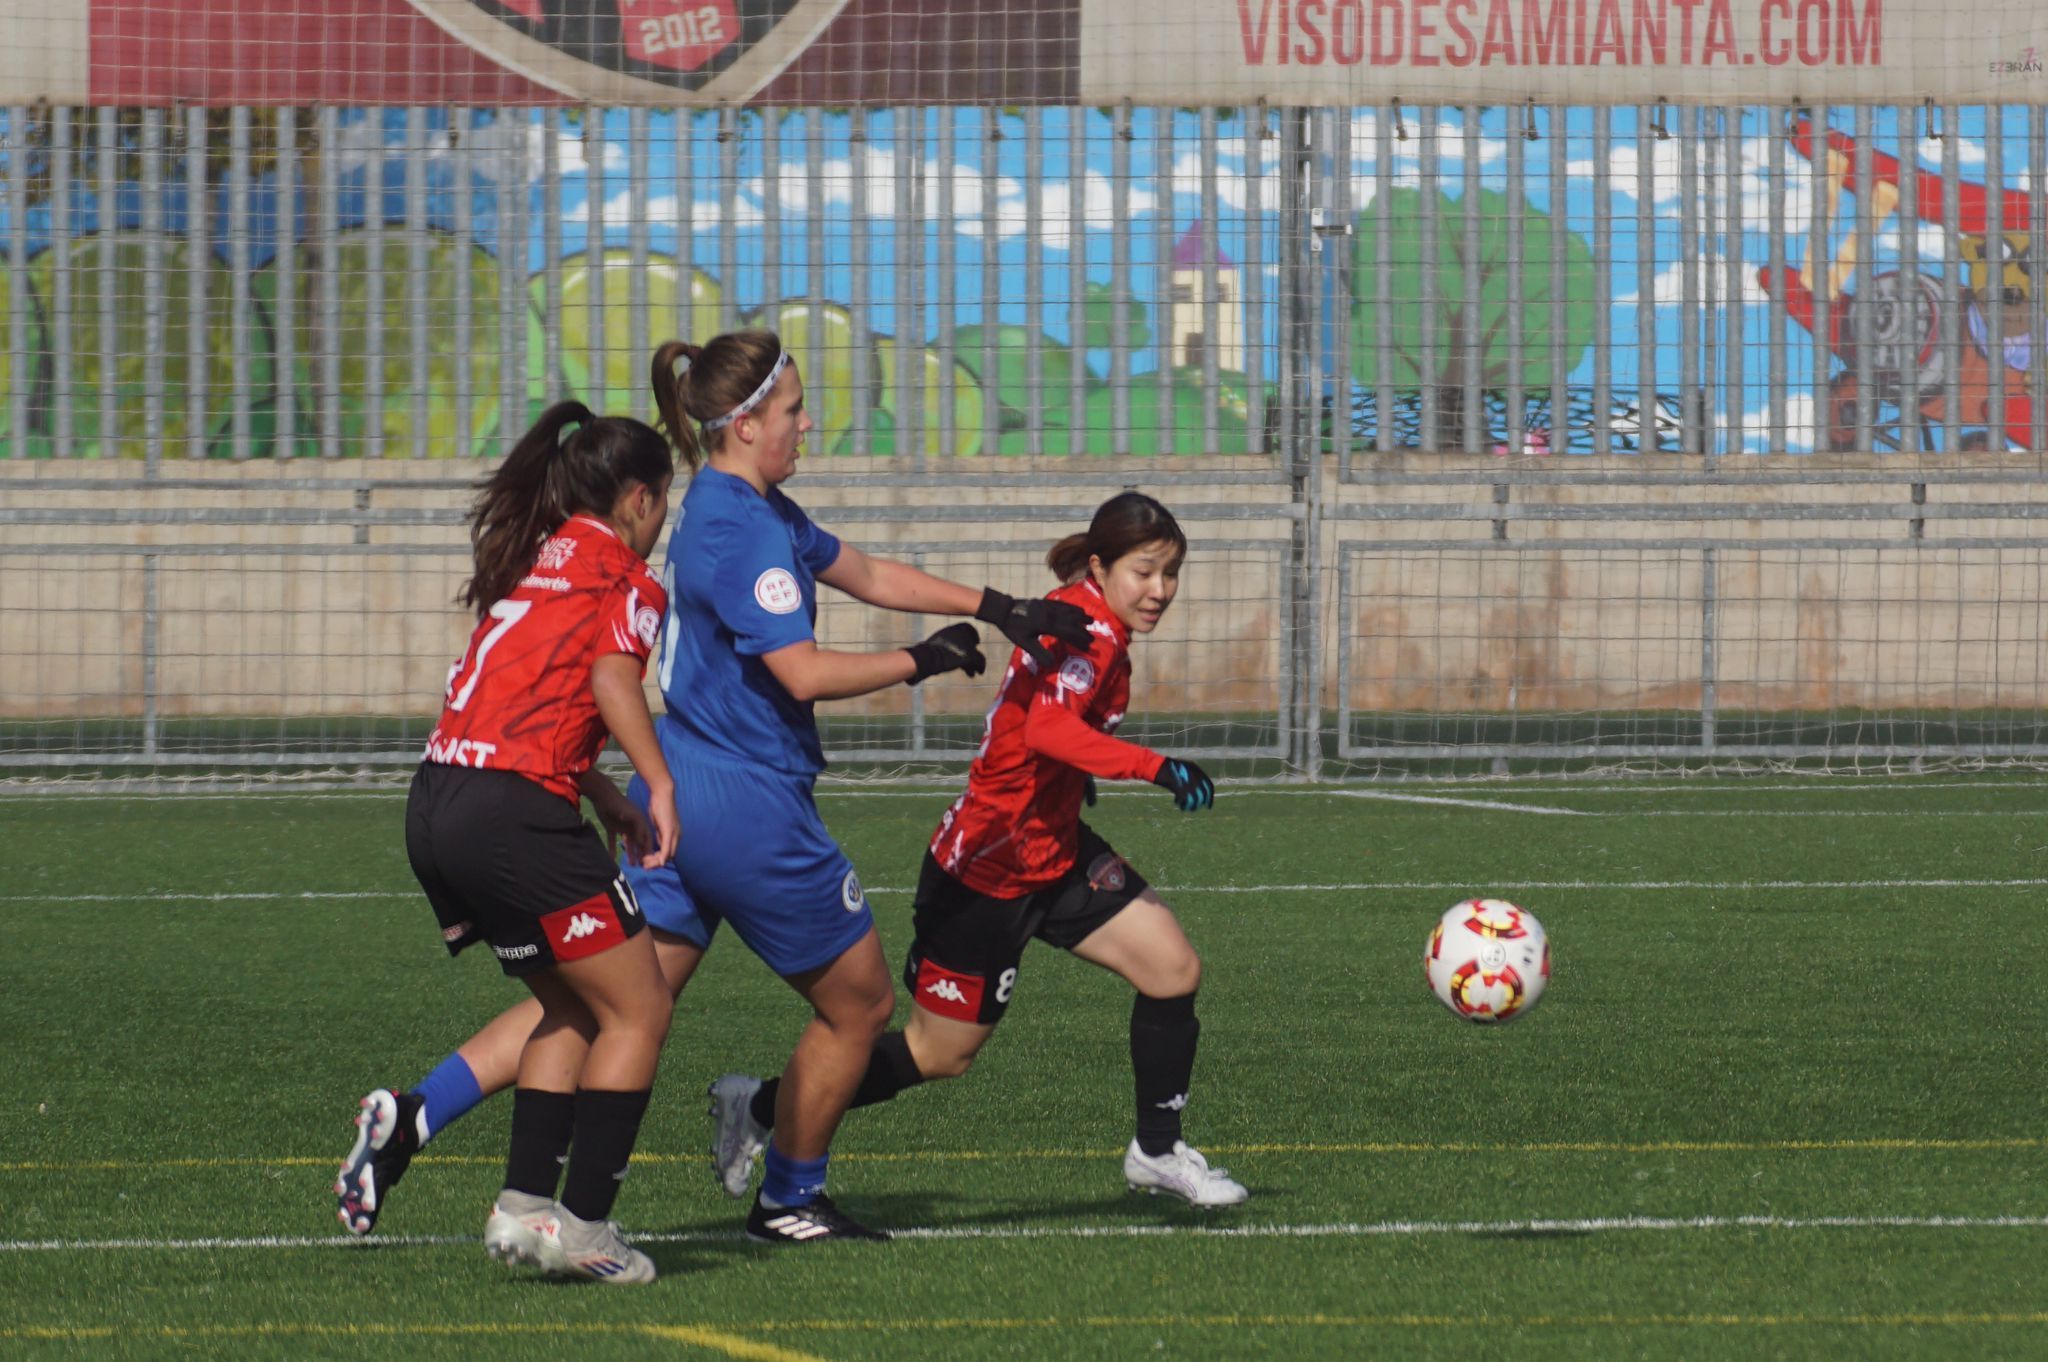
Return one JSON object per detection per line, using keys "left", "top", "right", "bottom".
{"left": 1424, "top": 898, "right": 1549, "bottom": 1023}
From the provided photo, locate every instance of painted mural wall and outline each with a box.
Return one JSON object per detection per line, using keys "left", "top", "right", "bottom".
{"left": 1, "top": 103, "right": 2044, "bottom": 459}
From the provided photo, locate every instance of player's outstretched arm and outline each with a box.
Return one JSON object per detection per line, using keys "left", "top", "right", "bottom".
{"left": 760, "top": 626, "right": 984, "bottom": 703}
{"left": 816, "top": 543, "right": 981, "bottom": 616}
{"left": 590, "top": 653, "right": 679, "bottom": 866}
{"left": 815, "top": 544, "right": 1090, "bottom": 671}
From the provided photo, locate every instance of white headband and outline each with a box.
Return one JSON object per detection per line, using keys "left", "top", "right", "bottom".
{"left": 701, "top": 351, "right": 792, "bottom": 433}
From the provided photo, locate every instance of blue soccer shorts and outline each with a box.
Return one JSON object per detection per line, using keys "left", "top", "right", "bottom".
{"left": 619, "top": 720, "right": 874, "bottom": 977}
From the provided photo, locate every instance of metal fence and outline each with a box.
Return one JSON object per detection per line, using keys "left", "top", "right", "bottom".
{"left": 3, "top": 103, "right": 2048, "bottom": 780}
{"left": 6, "top": 103, "right": 2048, "bottom": 463}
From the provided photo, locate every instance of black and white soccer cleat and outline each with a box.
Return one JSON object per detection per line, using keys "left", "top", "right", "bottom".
{"left": 335, "top": 1088, "right": 422, "bottom": 1235}
{"left": 744, "top": 1192, "right": 890, "bottom": 1245}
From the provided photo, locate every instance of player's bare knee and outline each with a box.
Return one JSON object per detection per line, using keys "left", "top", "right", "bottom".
{"left": 860, "top": 984, "right": 897, "bottom": 1037}
{"left": 1153, "top": 948, "right": 1201, "bottom": 998}
{"left": 918, "top": 1044, "right": 977, "bottom": 1080}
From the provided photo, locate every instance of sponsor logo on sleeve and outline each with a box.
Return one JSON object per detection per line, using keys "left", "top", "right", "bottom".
{"left": 633, "top": 604, "right": 662, "bottom": 649}
{"left": 753, "top": 567, "right": 802, "bottom": 615}
{"left": 1057, "top": 655, "right": 1097, "bottom": 694}
{"left": 913, "top": 958, "right": 985, "bottom": 1022}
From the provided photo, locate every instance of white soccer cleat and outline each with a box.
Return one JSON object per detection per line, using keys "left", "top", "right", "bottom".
{"left": 1123, "top": 1139, "right": 1249, "bottom": 1207}
{"left": 707, "top": 1073, "right": 769, "bottom": 1199}
{"left": 482, "top": 1196, "right": 554, "bottom": 1269}
{"left": 531, "top": 1208, "right": 657, "bottom": 1285}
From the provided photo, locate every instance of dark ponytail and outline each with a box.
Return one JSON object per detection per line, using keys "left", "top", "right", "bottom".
{"left": 650, "top": 329, "right": 786, "bottom": 470}
{"left": 651, "top": 340, "right": 705, "bottom": 471}
{"left": 1047, "top": 491, "right": 1188, "bottom": 584}
{"left": 461, "top": 400, "right": 674, "bottom": 615}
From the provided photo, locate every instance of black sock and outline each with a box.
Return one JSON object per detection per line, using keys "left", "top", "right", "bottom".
{"left": 503, "top": 1088, "right": 576, "bottom": 1200}
{"left": 749, "top": 1076, "right": 779, "bottom": 1129}
{"left": 748, "top": 1031, "right": 927, "bottom": 1130}
{"left": 1130, "top": 992, "right": 1200, "bottom": 1157}
{"left": 558, "top": 1088, "right": 652, "bottom": 1223}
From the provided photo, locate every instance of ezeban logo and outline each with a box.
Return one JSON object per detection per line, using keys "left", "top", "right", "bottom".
{"left": 405, "top": 0, "right": 852, "bottom": 102}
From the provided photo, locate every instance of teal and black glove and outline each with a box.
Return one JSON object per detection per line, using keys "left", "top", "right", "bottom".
{"left": 1150, "top": 757, "right": 1215, "bottom": 812}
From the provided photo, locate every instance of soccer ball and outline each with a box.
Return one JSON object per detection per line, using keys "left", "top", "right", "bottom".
{"left": 1424, "top": 898, "right": 1549, "bottom": 1023}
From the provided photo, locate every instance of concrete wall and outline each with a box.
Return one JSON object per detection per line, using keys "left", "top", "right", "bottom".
{"left": 4, "top": 455, "right": 2046, "bottom": 735}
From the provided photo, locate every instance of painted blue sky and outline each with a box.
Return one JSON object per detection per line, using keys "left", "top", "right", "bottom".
{"left": 3, "top": 103, "right": 2042, "bottom": 451}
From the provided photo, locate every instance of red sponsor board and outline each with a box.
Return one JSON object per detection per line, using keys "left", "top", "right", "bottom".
{"left": 39, "top": 0, "right": 1078, "bottom": 105}
{"left": 90, "top": 0, "right": 559, "bottom": 104}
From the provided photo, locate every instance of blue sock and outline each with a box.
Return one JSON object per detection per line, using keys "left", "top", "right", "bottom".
{"left": 412, "top": 1053, "right": 484, "bottom": 1143}
{"left": 760, "top": 1146, "right": 829, "bottom": 1209}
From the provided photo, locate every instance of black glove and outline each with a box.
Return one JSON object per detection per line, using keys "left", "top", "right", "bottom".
{"left": 1082, "top": 775, "right": 1099, "bottom": 807}
{"left": 1150, "top": 757, "right": 1215, "bottom": 812}
{"left": 905, "top": 622, "right": 986, "bottom": 686}
{"left": 976, "top": 587, "right": 1095, "bottom": 672}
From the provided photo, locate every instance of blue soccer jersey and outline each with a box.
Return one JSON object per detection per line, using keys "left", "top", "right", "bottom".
{"left": 655, "top": 466, "right": 842, "bottom": 774}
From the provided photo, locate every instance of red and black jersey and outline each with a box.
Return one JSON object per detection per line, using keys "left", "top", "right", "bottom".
{"left": 930, "top": 577, "right": 1166, "bottom": 896}
{"left": 423, "top": 514, "right": 666, "bottom": 803}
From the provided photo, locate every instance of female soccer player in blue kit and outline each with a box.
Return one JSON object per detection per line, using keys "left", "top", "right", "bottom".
{"left": 338, "top": 331, "right": 1092, "bottom": 1245}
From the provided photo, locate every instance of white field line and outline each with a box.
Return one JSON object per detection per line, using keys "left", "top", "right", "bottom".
{"left": 10, "top": 789, "right": 2043, "bottom": 821}
{"left": 1611, "top": 810, "right": 2048, "bottom": 818}
{"left": 7, "top": 778, "right": 2045, "bottom": 802}
{"left": 6, "top": 1213, "right": 2048, "bottom": 1255}
{"left": 1329, "top": 790, "right": 1590, "bottom": 815}
{"left": 13, "top": 877, "right": 2048, "bottom": 906}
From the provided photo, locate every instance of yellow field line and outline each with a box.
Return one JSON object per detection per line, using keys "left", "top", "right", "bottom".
{"left": 0, "top": 1322, "right": 825, "bottom": 1361}
{"left": 761, "top": 1311, "right": 2048, "bottom": 1331}
{"left": 8, "top": 1312, "right": 2048, "bottom": 1346}
{"left": 4, "top": 1135, "right": 2040, "bottom": 1175}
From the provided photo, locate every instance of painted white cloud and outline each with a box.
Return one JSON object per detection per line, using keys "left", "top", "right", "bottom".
{"left": 1739, "top": 391, "right": 1818, "bottom": 453}
{"left": 1170, "top": 150, "right": 1283, "bottom": 213}
{"left": 1614, "top": 254, "right": 1771, "bottom": 307}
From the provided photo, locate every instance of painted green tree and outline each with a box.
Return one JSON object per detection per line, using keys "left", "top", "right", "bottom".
{"left": 1348, "top": 187, "right": 1596, "bottom": 449}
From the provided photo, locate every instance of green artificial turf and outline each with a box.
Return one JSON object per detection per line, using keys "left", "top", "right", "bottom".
{"left": 2, "top": 780, "right": 2046, "bottom": 1360}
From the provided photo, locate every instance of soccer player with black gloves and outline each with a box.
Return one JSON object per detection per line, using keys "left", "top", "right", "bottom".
{"left": 708, "top": 491, "right": 1248, "bottom": 1211}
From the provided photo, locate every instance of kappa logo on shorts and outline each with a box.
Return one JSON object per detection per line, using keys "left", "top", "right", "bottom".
{"left": 913, "top": 959, "right": 985, "bottom": 1022}
{"left": 539, "top": 896, "right": 625, "bottom": 962}
{"left": 442, "top": 921, "right": 473, "bottom": 944}
{"left": 493, "top": 942, "right": 541, "bottom": 962}
{"left": 1087, "top": 852, "right": 1128, "bottom": 893}
{"left": 841, "top": 869, "right": 866, "bottom": 913}
{"left": 1058, "top": 655, "right": 1097, "bottom": 694}
{"left": 754, "top": 567, "right": 802, "bottom": 615}
{"left": 560, "top": 913, "right": 607, "bottom": 943}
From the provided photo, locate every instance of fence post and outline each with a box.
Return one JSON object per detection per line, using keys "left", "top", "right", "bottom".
{"left": 143, "top": 554, "right": 160, "bottom": 758}
{"left": 1700, "top": 545, "right": 1717, "bottom": 757}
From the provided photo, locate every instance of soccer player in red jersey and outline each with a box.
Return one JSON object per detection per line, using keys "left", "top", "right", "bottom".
{"left": 383, "top": 401, "right": 678, "bottom": 1283}
{"left": 709, "top": 492, "right": 1249, "bottom": 1208}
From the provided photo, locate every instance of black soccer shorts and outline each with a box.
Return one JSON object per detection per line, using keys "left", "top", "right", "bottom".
{"left": 901, "top": 822, "right": 1148, "bottom": 1026}
{"left": 404, "top": 762, "right": 644, "bottom": 978}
